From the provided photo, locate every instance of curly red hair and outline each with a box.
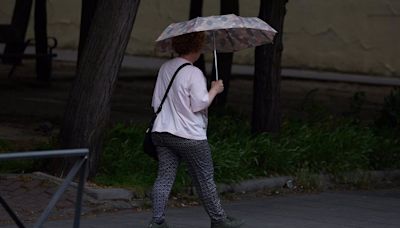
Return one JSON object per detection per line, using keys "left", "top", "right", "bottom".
{"left": 172, "top": 32, "right": 205, "bottom": 55}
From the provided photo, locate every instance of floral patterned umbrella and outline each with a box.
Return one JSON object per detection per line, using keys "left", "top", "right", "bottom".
{"left": 155, "top": 14, "right": 277, "bottom": 79}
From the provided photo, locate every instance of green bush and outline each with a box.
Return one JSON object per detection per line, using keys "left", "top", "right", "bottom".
{"left": 278, "top": 119, "right": 376, "bottom": 174}
{"left": 0, "top": 139, "right": 36, "bottom": 173}
{"left": 96, "top": 113, "right": 400, "bottom": 191}
{"left": 95, "top": 123, "right": 158, "bottom": 194}
{"left": 0, "top": 139, "right": 12, "bottom": 152}
{"left": 376, "top": 87, "right": 400, "bottom": 131}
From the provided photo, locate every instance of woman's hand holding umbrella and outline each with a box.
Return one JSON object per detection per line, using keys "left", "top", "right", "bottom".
{"left": 208, "top": 79, "right": 224, "bottom": 104}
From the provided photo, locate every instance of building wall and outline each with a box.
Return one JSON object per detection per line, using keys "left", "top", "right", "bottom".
{"left": 1, "top": 0, "right": 399, "bottom": 77}
{"left": 283, "top": 0, "right": 400, "bottom": 77}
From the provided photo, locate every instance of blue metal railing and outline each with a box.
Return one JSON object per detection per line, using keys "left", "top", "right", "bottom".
{"left": 0, "top": 148, "right": 89, "bottom": 228}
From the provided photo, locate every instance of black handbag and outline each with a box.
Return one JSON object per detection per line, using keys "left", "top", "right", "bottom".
{"left": 143, "top": 63, "right": 190, "bottom": 160}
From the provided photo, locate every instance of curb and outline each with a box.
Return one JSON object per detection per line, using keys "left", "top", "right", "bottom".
{"left": 32, "top": 169, "right": 400, "bottom": 204}
{"left": 217, "top": 176, "right": 293, "bottom": 194}
{"left": 321, "top": 170, "right": 400, "bottom": 187}
{"left": 33, "top": 172, "right": 134, "bottom": 200}
{"left": 33, "top": 172, "right": 144, "bottom": 210}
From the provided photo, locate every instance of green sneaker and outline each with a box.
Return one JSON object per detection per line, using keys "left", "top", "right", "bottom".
{"left": 147, "top": 220, "right": 171, "bottom": 228}
{"left": 211, "top": 216, "right": 245, "bottom": 228}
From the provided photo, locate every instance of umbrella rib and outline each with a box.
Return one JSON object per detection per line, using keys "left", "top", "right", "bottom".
{"left": 260, "top": 30, "right": 275, "bottom": 44}
{"left": 192, "top": 17, "right": 200, "bottom": 33}
{"left": 225, "top": 29, "right": 237, "bottom": 52}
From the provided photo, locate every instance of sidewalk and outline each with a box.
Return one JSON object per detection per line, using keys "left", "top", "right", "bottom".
{"left": 56, "top": 49, "right": 400, "bottom": 86}
{"left": 0, "top": 173, "right": 131, "bottom": 226}
{"left": 1, "top": 187, "right": 399, "bottom": 228}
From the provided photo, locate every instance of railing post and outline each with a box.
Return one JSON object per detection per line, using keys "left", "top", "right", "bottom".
{"left": 73, "top": 156, "right": 88, "bottom": 228}
{"left": 0, "top": 196, "right": 25, "bottom": 228}
{"left": 0, "top": 149, "right": 89, "bottom": 228}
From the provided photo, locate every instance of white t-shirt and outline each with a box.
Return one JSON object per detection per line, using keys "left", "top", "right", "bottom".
{"left": 151, "top": 57, "right": 210, "bottom": 140}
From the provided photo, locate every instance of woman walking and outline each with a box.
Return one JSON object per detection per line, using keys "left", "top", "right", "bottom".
{"left": 148, "top": 32, "right": 244, "bottom": 228}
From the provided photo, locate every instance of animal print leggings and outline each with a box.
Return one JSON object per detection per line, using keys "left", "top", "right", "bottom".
{"left": 151, "top": 132, "right": 226, "bottom": 224}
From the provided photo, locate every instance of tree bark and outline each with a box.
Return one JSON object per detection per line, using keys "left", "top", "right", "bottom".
{"left": 189, "top": 0, "right": 206, "bottom": 75}
{"left": 57, "top": 0, "right": 141, "bottom": 178}
{"left": 2, "top": 0, "right": 32, "bottom": 65}
{"left": 78, "top": 0, "right": 99, "bottom": 63}
{"left": 252, "top": 0, "right": 288, "bottom": 134}
{"left": 34, "top": 0, "right": 50, "bottom": 81}
{"left": 212, "top": 0, "right": 239, "bottom": 106}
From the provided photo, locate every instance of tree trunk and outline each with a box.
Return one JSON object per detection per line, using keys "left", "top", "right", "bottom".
{"left": 212, "top": 0, "right": 239, "bottom": 106}
{"left": 2, "top": 0, "right": 32, "bottom": 65}
{"left": 34, "top": 0, "right": 50, "bottom": 81}
{"left": 189, "top": 0, "right": 206, "bottom": 75}
{"left": 252, "top": 0, "right": 288, "bottom": 134}
{"left": 78, "top": 0, "right": 99, "bottom": 63}
{"left": 57, "top": 0, "right": 141, "bottom": 178}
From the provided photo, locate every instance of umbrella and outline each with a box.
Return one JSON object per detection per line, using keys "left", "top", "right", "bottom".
{"left": 155, "top": 14, "right": 277, "bottom": 80}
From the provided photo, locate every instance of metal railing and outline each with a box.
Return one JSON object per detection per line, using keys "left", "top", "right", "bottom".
{"left": 0, "top": 148, "right": 89, "bottom": 228}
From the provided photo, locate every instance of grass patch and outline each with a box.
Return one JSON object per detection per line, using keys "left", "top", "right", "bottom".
{"left": 95, "top": 110, "right": 400, "bottom": 192}
{"left": 0, "top": 138, "right": 57, "bottom": 173}
{"left": 0, "top": 139, "right": 34, "bottom": 173}
{"left": 0, "top": 139, "right": 12, "bottom": 152}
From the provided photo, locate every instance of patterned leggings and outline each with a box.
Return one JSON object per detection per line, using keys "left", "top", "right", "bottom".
{"left": 151, "top": 132, "right": 226, "bottom": 223}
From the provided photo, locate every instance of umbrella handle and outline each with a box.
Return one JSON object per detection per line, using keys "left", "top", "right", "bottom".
{"left": 213, "top": 31, "right": 219, "bottom": 81}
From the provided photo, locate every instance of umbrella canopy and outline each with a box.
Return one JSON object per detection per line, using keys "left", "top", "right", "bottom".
{"left": 155, "top": 14, "right": 277, "bottom": 53}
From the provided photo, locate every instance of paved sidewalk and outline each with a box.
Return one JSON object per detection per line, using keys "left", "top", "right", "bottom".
{"left": 1, "top": 188, "right": 399, "bottom": 228}
{"left": 55, "top": 49, "right": 400, "bottom": 86}
{"left": 0, "top": 174, "right": 139, "bottom": 226}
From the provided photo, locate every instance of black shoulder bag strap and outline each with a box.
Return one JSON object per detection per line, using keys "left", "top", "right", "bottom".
{"left": 149, "top": 62, "right": 191, "bottom": 127}
{"left": 155, "top": 62, "right": 191, "bottom": 115}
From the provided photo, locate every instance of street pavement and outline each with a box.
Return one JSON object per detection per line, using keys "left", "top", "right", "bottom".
{"left": 1, "top": 186, "right": 399, "bottom": 228}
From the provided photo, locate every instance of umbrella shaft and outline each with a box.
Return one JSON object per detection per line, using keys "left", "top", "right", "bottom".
{"left": 214, "top": 49, "right": 218, "bottom": 81}
{"left": 213, "top": 31, "right": 219, "bottom": 81}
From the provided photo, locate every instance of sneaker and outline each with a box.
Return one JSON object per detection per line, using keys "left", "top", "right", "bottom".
{"left": 211, "top": 216, "right": 245, "bottom": 228}
{"left": 147, "top": 220, "right": 171, "bottom": 228}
